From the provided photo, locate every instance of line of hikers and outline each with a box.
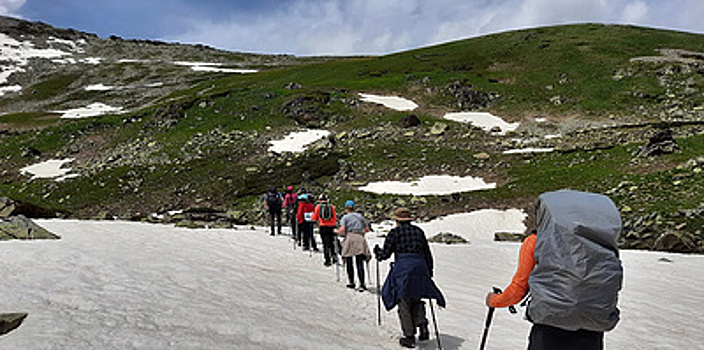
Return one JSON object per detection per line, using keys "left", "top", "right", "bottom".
{"left": 263, "top": 187, "right": 623, "bottom": 350}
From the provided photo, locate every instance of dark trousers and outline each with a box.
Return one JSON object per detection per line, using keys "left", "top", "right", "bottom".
{"left": 319, "top": 226, "right": 335, "bottom": 264}
{"left": 344, "top": 255, "right": 366, "bottom": 286}
{"left": 398, "top": 299, "right": 427, "bottom": 338}
{"left": 269, "top": 210, "right": 282, "bottom": 235}
{"left": 528, "top": 324, "right": 604, "bottom": 350}
{"left": 286, "top": 206, "right": 298, "bottom": 239}
{"left": 299, "top": 222, "right": 316, "bottom": 250}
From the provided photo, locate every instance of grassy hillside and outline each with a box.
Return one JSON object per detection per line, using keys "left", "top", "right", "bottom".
{"left": 1, "top": 23, "right": 703, "bottom": 252}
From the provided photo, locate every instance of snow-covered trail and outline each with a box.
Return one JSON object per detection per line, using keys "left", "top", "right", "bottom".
{"left": 0, "top": 221, "right": 396, "bottom": 350}
{"left": 1, "top": 220, "right": 703, "bottom": 349}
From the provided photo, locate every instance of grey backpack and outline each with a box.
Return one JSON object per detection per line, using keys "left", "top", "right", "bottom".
{"left": 528, "top": 190, "right": 623, "bottom": 332}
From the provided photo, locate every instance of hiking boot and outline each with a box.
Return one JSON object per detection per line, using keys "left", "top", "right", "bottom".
{"left": 399, "top": 336, "right": 415, "bottom": 348}
{"left": 313, "top": 248, "right": 320, "bottom": 252}
{"left": 346, "top": 283, "right": 355, "bottom": 289}
{"left": 324, "top": 261, "right": 332, "bottom": 267}
{"left": 302, "top": 247, "right": 310, "bottom": 251}
{"left": 269, "top": 233, "right": 275, "bottom": 236}
{"left": 358, "top": 284, "right": 367, "bottom": 292}
{"left": 418, "top": 322, "right": 430, "bottom": 341}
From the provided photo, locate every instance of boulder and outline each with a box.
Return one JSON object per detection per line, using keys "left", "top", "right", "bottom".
{"left": 429, "top": 122, "right": 448, "bottom": 136}
{"left": 428, "top": 232, "right": 469, "bottom": 244}
{"left": 0, "top": 197, "right": 16, "bottom": 218}
{"left": 399, "top": 114, "right": 421, "bottom": 128}
{"left": 0, "top": 313, "right": 27, "bottom": 336}
{"left": 636, "top": 129, "right": 679, "bottom": 157}
{"left": 0, "top": 215, "right": 60, "bottom": 240}
{"left": 494, "top": 232, "right": 525, "bottom": 242}
{"left": 653, "top": 231, "right": 698, "bottom": 253}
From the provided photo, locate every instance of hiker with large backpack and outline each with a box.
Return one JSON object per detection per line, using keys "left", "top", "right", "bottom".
{"left": 311, "top": 194, "right": 337, "bottom": 267}
{"left": 263, "top": 186, "right": 283, "bottom": 236}
{"left": 334, "top": 200, "right": 372, "bottom": 291}
{"left": 283, "top": 185, "right": 299, "bottom": 241}
{"left": 374, "top": 208, "right": 446, "bottom": 349}
{"left": 485, "top": 190, "right": 623, "bottom": 350}
{"left": 296, "top": 194, "right": 318, "bottom": 252}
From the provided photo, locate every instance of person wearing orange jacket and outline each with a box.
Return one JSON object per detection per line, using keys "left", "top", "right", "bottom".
{"left": 485, "top": 229, "right": 605, "bottom": 350}
{"left": 311, "top": 194, "right": 337, "bottom": 267}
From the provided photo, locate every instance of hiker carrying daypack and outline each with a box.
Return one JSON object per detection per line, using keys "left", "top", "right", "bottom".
{"left": 264, "top": 187, "right": 283, "bottom": 236}
{"left": 485, "top": 190, "right": 623, "bottom": 350}
{"left": 311, "top": 194, "right": 337, "bottom": 266}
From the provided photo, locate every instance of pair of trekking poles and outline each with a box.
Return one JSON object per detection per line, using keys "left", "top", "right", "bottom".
{"left": 374, "top": 258, "right": 443, "bottom": 350}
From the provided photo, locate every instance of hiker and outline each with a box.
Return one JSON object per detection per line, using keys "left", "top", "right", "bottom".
{"left": 283, "top": 185, "right": 299, "bottom": 241}
{"left": 296, "top": 194, "right": 318, "bottom": 251}
{"left": 334, "top": 200, "right": 371, "bottom": 291}
{"left": 374, "top": 208, "right": 446, "bottom": 349}
{"left": 311, "top": 194, "right": 337, "bottom": 266}
{"left": 263, "top": 186, "right": 283, "bottom": 236}
{"left": 485, "top": 190, "right": 623, "bottom": 350}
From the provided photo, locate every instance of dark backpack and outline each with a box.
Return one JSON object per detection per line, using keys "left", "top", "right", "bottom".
{"left": 319, "top": 203, "right": 333, "bottom": 220}
{"left": 528, "top": 190, "right": 623, "bottom": 332}
{"left": 266, "top": 192, "right": 282, "bottom": 211}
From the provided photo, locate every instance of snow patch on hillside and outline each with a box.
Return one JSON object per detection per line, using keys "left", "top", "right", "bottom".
{"left": 358, "top": 93, "right": 418, "bottom": 111}
{"left": 55, "top": 103, "right": 124, "bottom": 119}
{"left": 503, "top": 148, "right": 555, "bottom": 154}
{"left": 443, "top": 112, "right": 520, "bottom": 135}
{"left": 20, "top": 158, "right": 75, "bottom": 180}
{"left": 85, "top": 84, "right": 114, "bottom": 91}
{"left": 174, "top": 61, "right": 258, "bottom": 74}
{"left": 268, "top": 130, "right": 330, "bottom": 153}
{"left": 0, "top": 85, "right": 21, "bottom": 96}
{"left": 359, "top": 175, "right": 496, "bottom": 195}
{"left": 1, "top": 33, "right": 71, "bottom": 84}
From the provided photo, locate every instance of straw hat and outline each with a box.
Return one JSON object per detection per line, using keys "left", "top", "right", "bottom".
{"left": 391, "top": 207, "right": 413, "bottom": 221}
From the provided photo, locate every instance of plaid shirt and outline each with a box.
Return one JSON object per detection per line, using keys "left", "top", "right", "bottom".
{"left": 377, "top": 222, "right": 433, "bottom": 271}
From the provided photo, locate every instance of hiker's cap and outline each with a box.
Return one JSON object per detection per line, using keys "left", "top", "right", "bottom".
{"left": 392, "top": 207, "right": 413, "bottom": 221}
{"left": 299, "top": 194, "right": 308, "bottom": 201}
{"left": 288, "top": 185, "right": 294, "bottom": 191}
{"left": 318, "top": 194, "right": 328, "bottom": 201}
{"left": 345, "top": 200, "right": 355, "bottom": 209}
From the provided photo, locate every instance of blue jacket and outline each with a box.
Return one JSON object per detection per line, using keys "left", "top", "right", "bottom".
{"left": 381, "top": 253, "right": 446, "bottom": 311}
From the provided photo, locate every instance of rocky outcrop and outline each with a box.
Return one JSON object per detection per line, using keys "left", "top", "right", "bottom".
{"left": 0, "top": 197, "right": 17, "bottom": 218}
{"left": 636, "top": 129, "right": 679, "bottom": 157}
{"left": 0, "top": 215, "right": 60, "bottom": 240}
{"left": 0, "top": 313, "right": 27, "bottom": 336}
{"left": 494, "top": 232, "right": 524, "bottom": 242}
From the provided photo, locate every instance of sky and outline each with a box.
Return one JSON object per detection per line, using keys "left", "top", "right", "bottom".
{"left": 3, "top": 0, "right": 704, "bottom": 56}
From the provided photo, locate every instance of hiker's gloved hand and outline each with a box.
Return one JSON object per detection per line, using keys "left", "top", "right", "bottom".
{"left": 485, "top": 292, "right": 497, "bottom": 307}
{"left": 373, "top": 244, "right": 382, "bottom": 259}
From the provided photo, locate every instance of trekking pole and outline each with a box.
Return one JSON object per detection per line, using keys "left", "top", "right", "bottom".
{"left": 479, "top": 287, "right": 508, "bottom": 350}
{"left": 429, "top": 299, "right": 443, "bottom": 350}
{"left": 376, "top": 258, "right": 381, "bottom": 326}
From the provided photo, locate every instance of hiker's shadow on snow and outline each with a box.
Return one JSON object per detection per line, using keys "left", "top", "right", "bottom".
{"left": 417, "top": 333, "right": 464, "bottom": 350}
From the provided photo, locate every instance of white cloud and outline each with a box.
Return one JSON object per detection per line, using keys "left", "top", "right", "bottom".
{"left": 622, "top": 1, "right": 649, "bottom": 24}
{"left": 0, "top": 0, "right": 25, "bottom": 16}
{"left": 167, "top": 0, "right": 704, "bottom": 56}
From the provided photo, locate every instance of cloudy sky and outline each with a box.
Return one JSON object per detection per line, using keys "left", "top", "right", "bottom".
{"left": 3, "top": 0, "right": 704, "bottom": 55}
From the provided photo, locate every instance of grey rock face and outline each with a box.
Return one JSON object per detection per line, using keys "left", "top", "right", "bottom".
{"left": 0, "top": 313, "right": 28, "bottom": 336}
{"left": 0, "top": 215, "right": 60, "bottom": 240}
{"left": 0, "top": 197, "right": 17, "bottom": 218}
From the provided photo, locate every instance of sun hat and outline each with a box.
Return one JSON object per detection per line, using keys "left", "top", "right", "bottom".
{"left": 300, "top": 194, "right": 308, "bottom": 201}
{"left": 391, "top": 207, "right": 413, "bottom": 222}
{"left": 318, "top": 194, "right": 329, "bottom": 201}
{"left": 288, "top": 185, "right": 294, "bottom": 191}
{"left": 345, "top": 200, "right": 355, "bottom": 209}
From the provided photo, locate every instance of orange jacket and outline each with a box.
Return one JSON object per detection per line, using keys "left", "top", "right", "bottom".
{"left": 311, "top": 203, "right": 337, "bottom": 227}
{"left": 491, "top": 234, "right": 536, "bottom": 308}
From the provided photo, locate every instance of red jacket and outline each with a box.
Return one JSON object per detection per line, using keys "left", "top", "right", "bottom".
{"left": 296, "top": 202, "right": 315, "bottom": 224}
{"left": 311, "top": 203, "right": 337, "bottom": 227}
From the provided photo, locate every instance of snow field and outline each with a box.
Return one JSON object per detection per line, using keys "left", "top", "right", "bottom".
{"left": 358, "top": 93, "right": 419, "bottom": 111}
{"left": 358, "top": 175, "right": 496, "bottom": 196}
{"left": 442, "top": 112, "right": 520, "bottom": 135}
{"left": 268, "top": 129, "right": 331, "bottom": 154}
{"left": 502, "top": 148, "right": 556, "bottom": 155}
{"left": 0, "top": 217, "right": 701, "bottom": 349}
